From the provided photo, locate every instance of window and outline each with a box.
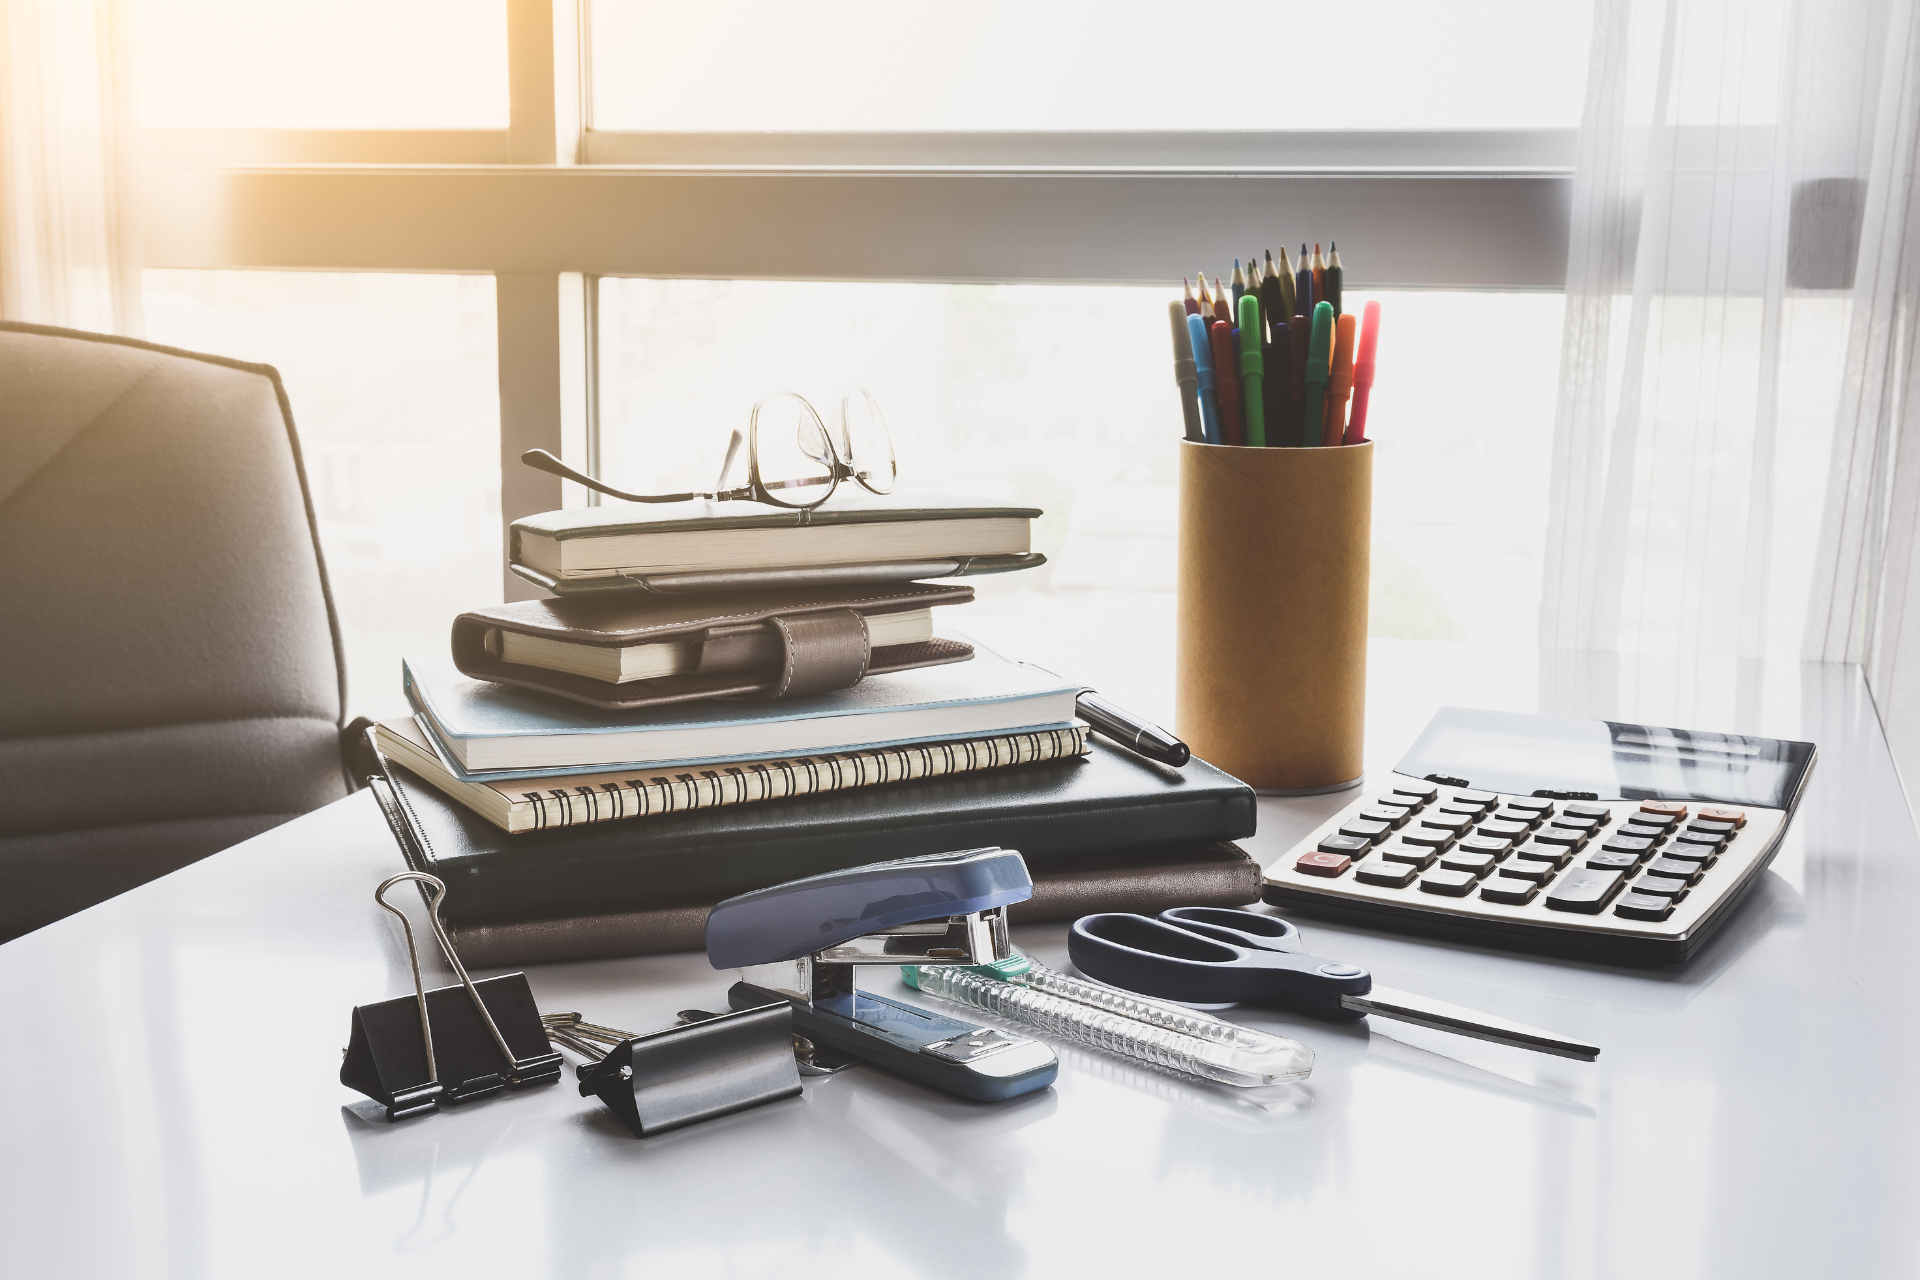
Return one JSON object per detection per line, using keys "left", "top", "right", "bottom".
{"left": 143, "top": 270, "right": 502, "bottom": 718}
{"left": 134, "top": 0, "right": 508, "bottom": 129}
{"left": 589, "top": 0, "right": 1593, "bottom": 132}
{"left": 134, "top": 0, "right": 1588, "bottom": 718}
{"left": 599, "top": 279, "right": 1566, "bottom": 721}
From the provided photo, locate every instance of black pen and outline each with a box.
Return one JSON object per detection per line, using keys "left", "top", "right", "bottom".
{"left": 1076, "top": 692, "right": 1190, "bottom": 767}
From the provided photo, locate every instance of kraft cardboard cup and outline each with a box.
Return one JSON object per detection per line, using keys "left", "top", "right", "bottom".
{"left": 1176, "top": 440, "right": 1371, "bottom": 794}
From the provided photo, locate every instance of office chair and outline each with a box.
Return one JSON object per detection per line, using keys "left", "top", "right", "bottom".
{"left": 0, "top": 321, "right": 365, "bottom": 942}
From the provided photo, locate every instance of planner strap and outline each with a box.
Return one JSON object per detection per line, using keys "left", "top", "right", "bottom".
{"left": 766, "top": 609, "right": 871, "bottom": 698}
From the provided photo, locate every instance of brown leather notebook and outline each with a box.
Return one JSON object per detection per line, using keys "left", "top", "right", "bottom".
{"left": 451, "top": 581, "right": 975, "bottom": 711}
{"left": 446, "top": 841, "right": 1262, "bottom": 967}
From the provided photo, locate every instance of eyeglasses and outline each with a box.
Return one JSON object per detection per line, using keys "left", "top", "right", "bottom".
{"left": 521, "top": 388, "right": 897, "bottom": 511}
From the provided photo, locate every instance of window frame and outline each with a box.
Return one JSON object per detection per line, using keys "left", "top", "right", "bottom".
{"left": 136, "top": 0, "right": 1577, "bottom": 597}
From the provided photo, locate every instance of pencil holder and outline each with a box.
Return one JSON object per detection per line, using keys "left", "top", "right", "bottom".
{"left": 1176, "top": 440, "right": 1371, "bottom": 794}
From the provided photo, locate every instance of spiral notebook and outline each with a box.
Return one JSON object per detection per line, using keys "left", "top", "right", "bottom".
{"left": 373, "top": 715, "right": 1091, "bottom": 834}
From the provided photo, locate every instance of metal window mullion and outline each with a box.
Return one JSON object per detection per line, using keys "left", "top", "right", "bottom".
{"left": 143, "top": 168, "right": 1573, "bottom": 289}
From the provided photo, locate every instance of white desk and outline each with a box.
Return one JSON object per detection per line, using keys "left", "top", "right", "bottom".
{"left": 3, "top": 643, "right": 1915, "bottom": 1279}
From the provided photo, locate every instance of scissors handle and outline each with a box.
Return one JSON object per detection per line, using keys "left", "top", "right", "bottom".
{"left": 1069, "top": 914, "right": 1371, "bottom": 1019}
{"left": 1159, "top": 906, "right": 1308, "bottom": 954}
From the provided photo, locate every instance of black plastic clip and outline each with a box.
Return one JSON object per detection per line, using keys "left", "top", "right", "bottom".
{"left": 543, "top": 1007, "right": 802, "bottom": 1137}
{"left": 341, "top": 872, "right": 562, "bottom": 1121}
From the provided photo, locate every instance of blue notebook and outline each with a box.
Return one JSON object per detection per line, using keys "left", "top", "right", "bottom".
{"left": 403, "top": 636, "right": 1082, "bottom": 776}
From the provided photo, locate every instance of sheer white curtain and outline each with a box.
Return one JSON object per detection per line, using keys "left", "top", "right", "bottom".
{"left": 0, "top": 0, "right": 141, "bottom": 335}
{"left": 1544, "top": 0, "right": 1920, "bottom": 776}
{"left": 1806, "top": 3, "right": 1920, "bottom": 782}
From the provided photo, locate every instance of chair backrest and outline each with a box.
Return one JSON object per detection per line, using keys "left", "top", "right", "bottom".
{"left": 0, "top": 322, "right": 350, "bottom": 940}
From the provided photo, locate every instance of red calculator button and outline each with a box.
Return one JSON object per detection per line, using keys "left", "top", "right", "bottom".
{"left": 1296, "top": 852, "right": 1353, "bottom": 878}
{"left": 1639, "top": 801, "right": 1689, "bottom": 819}
{"left": 1696, "top": 805, "right": 1746, "bottom": 828}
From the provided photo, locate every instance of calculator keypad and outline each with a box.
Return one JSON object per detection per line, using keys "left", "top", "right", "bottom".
{"left": 1267, "top": 778, "right": 1776, "bottom": 946}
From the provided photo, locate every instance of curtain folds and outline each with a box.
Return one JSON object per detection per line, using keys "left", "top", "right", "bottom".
{"left": 1806, "top": 1, "right": 1920, "bottom": 781}
{"left": 1545, "top": 0, "right": 1895, "bottom": 663}
{"left": 0, "top": 0, "right": 141, "bottom": 335}
{"left": 1547, "top": 0, "right": 1920, "bottom": 781}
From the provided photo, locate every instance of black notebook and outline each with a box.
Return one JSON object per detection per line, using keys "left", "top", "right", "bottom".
{"left": 368, "top": 737, "right": 1257, "bottom": 924}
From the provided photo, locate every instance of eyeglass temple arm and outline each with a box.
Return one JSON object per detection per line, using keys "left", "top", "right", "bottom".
{"left": 519, "top": 449, "right": 703, "bottom": 505}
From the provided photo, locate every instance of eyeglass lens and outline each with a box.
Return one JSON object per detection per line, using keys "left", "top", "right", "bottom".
{"left": 750, "top": 393, "right": 838, "bottom": 506}
{"left": 838, "top": 389, "right": 897, "bottom": 495}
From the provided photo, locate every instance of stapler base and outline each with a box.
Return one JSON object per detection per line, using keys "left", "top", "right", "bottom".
{"left": 730, "top": 981, "right": 1057, "bottom": 1102}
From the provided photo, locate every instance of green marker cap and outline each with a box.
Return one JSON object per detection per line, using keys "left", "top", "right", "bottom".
{"left": 1304, "top": 300, "right": 1334, "bottom": 386}
{"left": 1237, "top": 294, "right": 1263, "bottom": 374}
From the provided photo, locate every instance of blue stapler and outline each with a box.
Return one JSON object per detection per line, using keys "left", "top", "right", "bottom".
{"left": 706, "top": 848, "right": 1059, "bottom": 1102}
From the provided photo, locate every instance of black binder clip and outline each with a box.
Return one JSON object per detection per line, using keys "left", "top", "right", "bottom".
{"left": 341, "top": 872, "right": 564, "bottom": 1121}
{"left": 541, "top": 1007, "right": 802, "bottom": 1137}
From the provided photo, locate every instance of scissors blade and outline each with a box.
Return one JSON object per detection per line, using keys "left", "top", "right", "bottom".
{"left": 1341, "top": 985, "right": 1600, "bottom": 1061}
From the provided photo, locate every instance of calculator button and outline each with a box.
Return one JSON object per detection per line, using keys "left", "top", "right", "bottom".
{"left": 1480, "top": 878, "right": 1541, "bottom": 905}
{"left": 1338, "top": 819, "right": 1395, "bottom": 844}
{"left": 1599, "top": 836, "right": 1657, "bottom": 860}
{"left": 1296, "top": 851, "right": 1353, "bottom": 877}
{"left": 1614, "top": 892, "right": 1677, "bottom": 921}
{"left": 1498, "top": 858, "right": 1558, "bottom": 883}
{"left": 1397, "top": 828, "right": 1455, "bottom": 851}
{"left": 1318, "top": 834, "right": 1373, "bottom": 857}
{"left": 1619, "top": 822, "right": 1669, "bottom": 844}
{"left": 1685, "top": 820, "right": 1737, "bottom": 839}
{"left": 1670, "top": 829, "right": 1727, "bottom": 853}
{"left": 1502, "top": 797, "right": 1554, "bottom": 815}
{"left": 1639, "top": 801, "right": 1688, "bottom": 820}
{"left": 1379, "top": 841, "right": 1440, "bottom": 866}
{"left": 1528, "top": 827, "right": 1588, "bottom": 850}
{"left": 1585, "top": 851, "right": 1642, "bottom": 873}
{"left": 1477, "top": 819, "right": 1532, "bottom": 842}
{"left": 1389, "top": 782, "right": 1439, "bottom": 804}
{"left": 1627, "top": 872, "right": 1690, "bottom": 899}
{"left": 1358, "top": 805, "right": 1412, "bottom": 828}
{"left": 1625, "top": 811, "right": 1678, "bottom": 831}
{"left": 1419, "top": 869, "right": 1479, "bottom": 897}
{"left": 1417, "top": 814, "right": 1474, "bottom": 835}
{"left": 1655, "top": 845, "right": 1715, "bottom": 868}
{"left": 1451, "top": 789, "right": 1500, "bottom": 808}
{"left": 1696, "top": 805, "right": 1746, "bottom": 828}
{"left": 1439, "top": 850, "right": 1498, "bottom": 877}
{"left": 1511, "top": 841, "right": 1574, "bottom": 867}
{"left": 1645, "top": 856, "right": 1704, "bottom": 885}
{"left": 1432, "top": 806, "right": 1488, "bottom": 826}
{"left": 1544, "top": 868, "right": 1629, "bottom": 914}
{"left": 1355, "top": 860, "right": 1419, "bottom": 888}
{"left": 1492, "top": 808, "right": 1543, "bottom": 829}
{"left": 1548, "top": 814, "right": 1601, "bottom": 834}
{"left": 1561, "top": 803, "right": 1613, "bottom": 824}
{"left": 1457, "top": 834, "right": 1514, "bottom": 858}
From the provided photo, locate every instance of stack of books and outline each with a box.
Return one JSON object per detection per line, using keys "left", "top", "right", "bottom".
{"left": 368, "top": 491, "right": 1260, "bottom": 965}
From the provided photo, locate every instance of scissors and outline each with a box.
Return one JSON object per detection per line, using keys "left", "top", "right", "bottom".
{"left": 1069, "top": 907, "right": 1599, "bottom": 1062}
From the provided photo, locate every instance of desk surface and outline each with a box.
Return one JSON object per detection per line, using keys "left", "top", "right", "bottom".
{"left": 3, "top": 642, "right": 1915, "bottom": 1280}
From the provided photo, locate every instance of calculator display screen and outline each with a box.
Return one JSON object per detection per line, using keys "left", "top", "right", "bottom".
{"left": 1394, "top": 707, "right": 1816, "bottom": 807}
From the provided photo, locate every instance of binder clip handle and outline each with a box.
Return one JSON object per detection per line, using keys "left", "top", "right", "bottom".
{"left": 376, "top": 871, "right": 555, "bottom": 1086}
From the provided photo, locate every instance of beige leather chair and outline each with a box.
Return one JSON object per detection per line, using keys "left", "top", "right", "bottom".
{"left": 0, "top": 321, "right": 359, "bottom": 941}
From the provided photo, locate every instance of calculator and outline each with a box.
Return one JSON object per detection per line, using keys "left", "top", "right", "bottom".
{"left": 1262, "top": 707, "right": 1817, "bottom": 964}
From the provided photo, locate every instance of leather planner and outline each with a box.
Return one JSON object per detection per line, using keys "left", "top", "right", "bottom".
{"left": 451, "top": 581, "right": 975, "bottom": 711}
